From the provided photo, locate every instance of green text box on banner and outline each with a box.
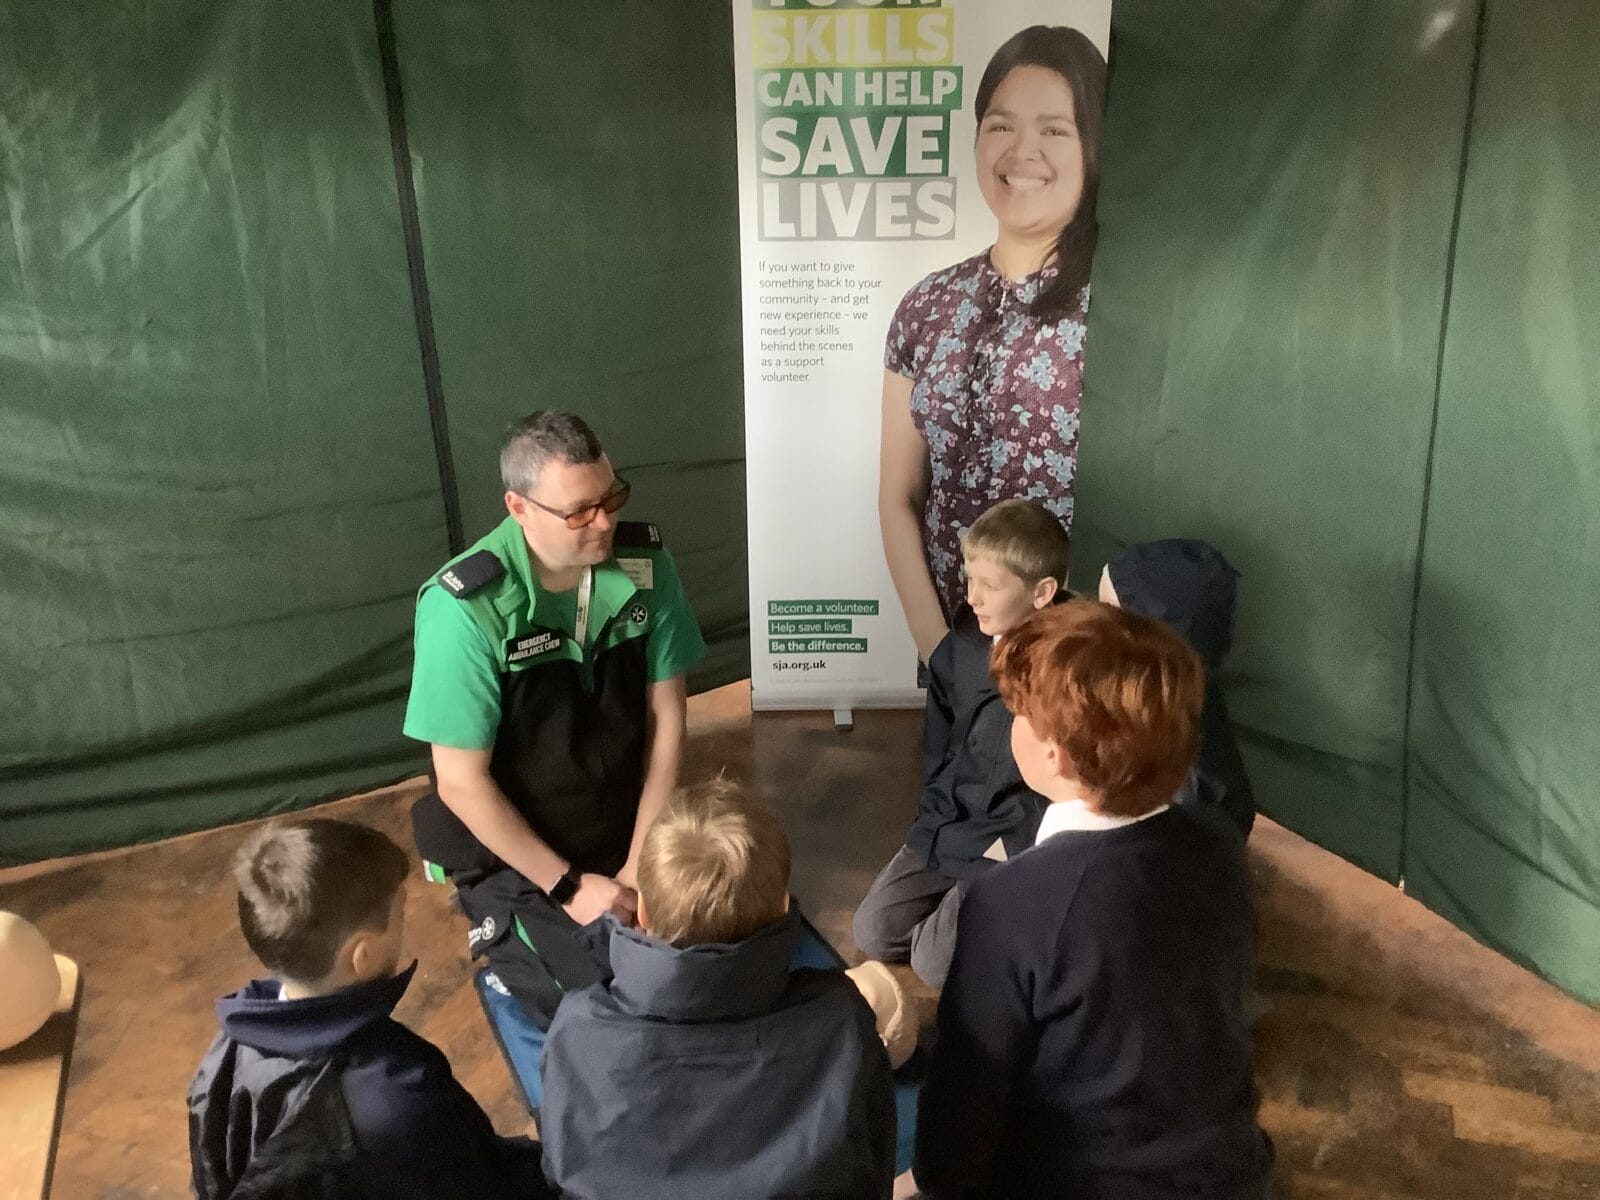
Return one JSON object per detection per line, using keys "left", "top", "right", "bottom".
{"left": 390, "top": 0, "right": 749, "bottom": 691}
{"left": 770, "top": 619, "right": 855, "bottom": 634}
{"left": 0, "top": 0, "right": 441, "bottom": 862}
{"left": 1405, "top": 0, "right": 1600, "bottom": 1002}
{"left": 1075, "top": 0, "right": 1480, "bottom": 879}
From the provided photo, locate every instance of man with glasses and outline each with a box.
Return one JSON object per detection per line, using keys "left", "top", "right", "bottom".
{"left": 404, "top": 410, "right": 706, "bottom": 1028}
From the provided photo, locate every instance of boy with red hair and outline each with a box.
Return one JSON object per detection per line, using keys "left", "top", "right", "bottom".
{"left": 909, "top": 602, "right": 1272, "bottom": 1200}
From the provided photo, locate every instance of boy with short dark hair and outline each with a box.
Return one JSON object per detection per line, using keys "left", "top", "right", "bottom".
{"left": 540, "top": 779, "right": 896, "bottom": 1200}
{"left": 188, "top": 818, "right": 547, "bottom": 1200}
{"left": 853, "top": 498, "right": 1069, "bottom": 986}
{"left": 910, "top": 603, "right": 1272, "bottom": 1200}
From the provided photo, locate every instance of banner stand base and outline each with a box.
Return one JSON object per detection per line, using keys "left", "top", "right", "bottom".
{"left": 832, "top": 707, "right": 854, "bottom": 732}
{"left": 751, "top": 687, "right": 926, "bottom": 714}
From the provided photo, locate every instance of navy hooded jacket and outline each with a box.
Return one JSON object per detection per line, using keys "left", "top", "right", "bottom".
{"left": 1108, "top": 539, "right": 1256, "bottom": 834}
{"left": 915, "top": 806, "right": 1272, "bottom": 1200}
{"left": 539, "top": 909, "right": 896, "bottom": 1200}
{"left": 905, "top": 605, "right": 1047, "bottom": 878}
{"left": 187, "top": 963, "right": 547, "bottom": 1200}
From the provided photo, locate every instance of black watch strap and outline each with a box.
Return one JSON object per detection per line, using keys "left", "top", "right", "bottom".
{"left": 547, "top": 868, "right": 581, "bottom": 906}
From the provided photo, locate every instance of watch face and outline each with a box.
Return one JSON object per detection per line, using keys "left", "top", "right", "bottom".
{"left": 551, "top": 872, "right": 579, "bottom": 904}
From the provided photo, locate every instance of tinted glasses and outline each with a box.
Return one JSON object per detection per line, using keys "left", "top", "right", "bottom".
{"left": 519, "top": 477, "right": 631, "bottom": 529}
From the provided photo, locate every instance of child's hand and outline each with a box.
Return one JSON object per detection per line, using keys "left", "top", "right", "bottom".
{"left": 610, "top": 882, "right": 639, "bottom": 927}
{"left": 562, "top": 873, "right": 631, "bottom": 927}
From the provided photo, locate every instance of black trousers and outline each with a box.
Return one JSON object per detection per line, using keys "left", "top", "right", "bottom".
{"left": 449, "top": 866, "right": 610, "bottom": 1030}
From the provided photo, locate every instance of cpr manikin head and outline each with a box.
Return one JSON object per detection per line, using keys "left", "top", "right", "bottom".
{"left": 0, "top": 912, "right": 61, "bottom": 1050}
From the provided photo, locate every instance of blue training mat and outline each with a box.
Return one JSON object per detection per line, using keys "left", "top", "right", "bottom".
{"left": 472, "top": 914, "right": 923, "bottom": 1173}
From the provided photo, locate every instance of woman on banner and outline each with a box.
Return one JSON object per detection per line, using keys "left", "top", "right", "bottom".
{"left": 878, "top": 25, "right": 1107, "bottom": 661}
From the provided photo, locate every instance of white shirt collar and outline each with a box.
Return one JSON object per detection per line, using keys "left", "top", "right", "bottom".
{"left": 1035, "top": 797, "right": 1170, "bottom": 844}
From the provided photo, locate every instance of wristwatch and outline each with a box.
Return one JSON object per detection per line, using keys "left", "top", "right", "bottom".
{"left": 547, "top": 867, "right": 582, "bottom": 906}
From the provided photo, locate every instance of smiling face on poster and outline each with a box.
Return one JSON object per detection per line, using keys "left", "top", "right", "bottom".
{"left": 975, "top": 65, "right": 1085, "bottom": 246}
{"left": 734, "top": 0, "right": 1112, "bottom": 711}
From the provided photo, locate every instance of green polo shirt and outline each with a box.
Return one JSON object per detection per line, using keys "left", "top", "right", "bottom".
{"left": 403, "top": 518, "right": 706, "bottom": 751}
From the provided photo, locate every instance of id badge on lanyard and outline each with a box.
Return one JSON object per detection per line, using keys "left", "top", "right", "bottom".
{"left": 573, "top": 566, "right": 594, "bottom": 648}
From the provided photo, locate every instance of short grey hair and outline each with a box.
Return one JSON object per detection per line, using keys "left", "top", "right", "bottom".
{"left": 500, "top": 411, "right": 605, "bottom": 497}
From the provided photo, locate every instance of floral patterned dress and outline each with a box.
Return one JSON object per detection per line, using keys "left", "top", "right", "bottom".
{"left": 885, "top": 251, "right": 1088, "bottom": 619}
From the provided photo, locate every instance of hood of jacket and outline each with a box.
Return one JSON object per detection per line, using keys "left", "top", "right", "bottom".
{"left": 599, "top": 908, "right": 802, "bottom": 1023}
{"left": 1107, "top": 539, "right": 1239, "bottom": 668}
{"left": 214, "top": 962, "right": 418, "bottom": 1058}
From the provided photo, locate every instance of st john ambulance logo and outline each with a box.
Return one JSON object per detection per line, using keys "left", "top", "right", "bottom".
{"left": 628, "top": 602, "right": 649, "bottom": 626}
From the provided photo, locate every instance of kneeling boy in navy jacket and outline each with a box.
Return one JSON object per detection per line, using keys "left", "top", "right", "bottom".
{"left": 910, "top": 602, "right": 1272, "bottom": 1200}
{"left": 188, "top": 819, "right": 547, "bottom": 1200}
{"left": 540, "top": 779, "right": 896, "bottom": 1200}
{"left": 1101, "top": 538, "right": 1255, "bottom": 835}
{"left": 854, "top": 498, "right": 1069, "bottom": 987}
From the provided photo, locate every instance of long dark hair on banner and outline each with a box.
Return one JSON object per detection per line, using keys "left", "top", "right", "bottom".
{"left": 974, "top": 25, "right": 1108, "bottom": 323}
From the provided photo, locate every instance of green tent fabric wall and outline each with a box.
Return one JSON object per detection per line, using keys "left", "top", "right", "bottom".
{"left": 1403, "top": 0, "right": 1600, "bottom": 1002}
{"left": 2, "top": 0, "right": 1596, "bottom": 1007}
{"left": 0, "top": 1, "right": 442, "bottom": 862}
{"left": 389, "top": 0, "right": 750, "bottom": 688}
{"left": 1073, "top": 0, "right": 1481, "bottom": 881}
{"left": 0, "top": 0, "right": 751, "bottom": 864}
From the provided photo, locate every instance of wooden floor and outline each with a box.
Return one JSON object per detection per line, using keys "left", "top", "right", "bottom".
{"left": 3, "top": 682, "right": 1599, "bottom": 1198}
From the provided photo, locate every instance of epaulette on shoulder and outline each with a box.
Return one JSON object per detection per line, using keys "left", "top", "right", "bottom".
{"left": 614, "top": 520, "right": 663, "bottom": 549}
{"left": 436, "top": 549, "right": 505, "bottom": 598}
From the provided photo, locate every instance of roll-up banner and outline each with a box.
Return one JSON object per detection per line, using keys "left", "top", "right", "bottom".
{"left": 734, "top": 0, "right": 1112, "bottom": 713}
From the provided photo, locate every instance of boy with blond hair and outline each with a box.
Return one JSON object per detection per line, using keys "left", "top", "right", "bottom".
{"left": 188, "top": 818, "right": 547, "bottom": 1200}
{"left": 540, "top": 779, "right": 895, "bottom": 1200}
{"left": 910, "top": 603, "right": 1271, "bottom": 1199}
{"left": 854, "top": 498, "right": 1070, "bottom": 986}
